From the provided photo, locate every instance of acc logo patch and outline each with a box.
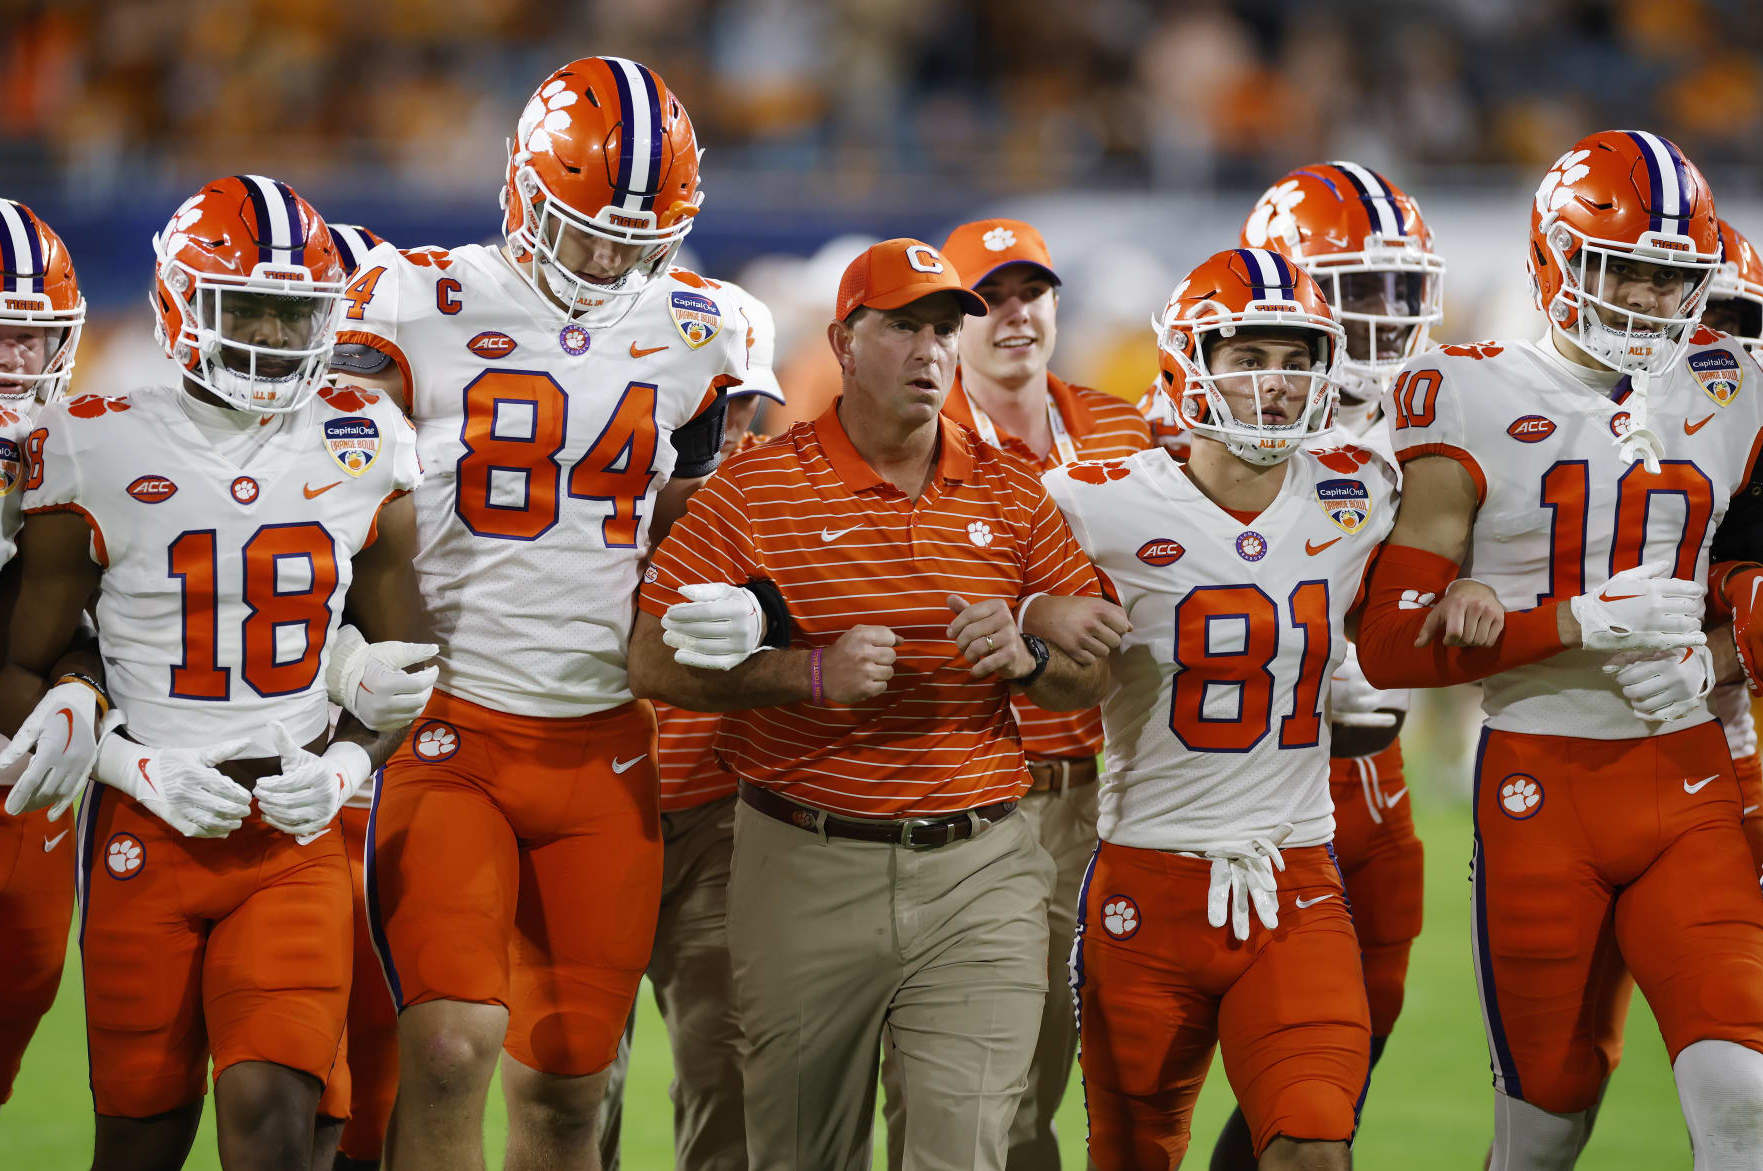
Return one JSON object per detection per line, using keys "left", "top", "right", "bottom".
{"left": 467, "top": 330, "right": 517, "bottom": 360}
{"left": 1507, "top": 415, "right": 1556, "bottom": 443}
{"left": 126, "top": 474, "right": 177, "bottom": 503}
{"left": 411, "top": 720, "right": 459, "bottom": 762}
{"left": 0, "top": 437, "right": 21, "bottom": 495}
{"left": 105, "top": 831, "right": 144, "bottom": 879}
{"left": 669, "top": 291, "right": 722, "bottom": 349}
{"left": 1137, "top": 538, "right": 1185, "bottom": 566}
{"left": 1689, "top": 349, "right": 1742, "bottom": 406}
{"left": 1101, "top": 895, "right": 1140, "bottom": 940}
{"left": 230, "top": 476, "right": 259, "bottom": 505}
{"left": 1236, "top": 530, "right": 1268, "bottom": 562}
{"left": 1315, "top": 477, "right": 1370, "bottom": 533}
{"left": 324, "top": 416, "right": 381, "bottom": 477}
{"left": 1498, "top": 774, "right": 1543, "bottom": 820}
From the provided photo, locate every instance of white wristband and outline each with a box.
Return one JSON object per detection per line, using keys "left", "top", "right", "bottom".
{"left": 1016, "top": 592, "right": 1048, "bottom": 634}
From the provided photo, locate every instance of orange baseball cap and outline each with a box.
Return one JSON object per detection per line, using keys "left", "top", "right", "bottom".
{"left": 835, "top": 238, "right": 989, "bottom": 321}
{"left": 940, "top": 218, "right": 1060, "bottom": 289}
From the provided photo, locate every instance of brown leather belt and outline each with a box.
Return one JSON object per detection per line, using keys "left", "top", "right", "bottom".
{"left": 737, "top": 779, "right": 1017, "bottom": 850}
{"left": 1026, "top": 757, "right": 1099, "bottom": 793}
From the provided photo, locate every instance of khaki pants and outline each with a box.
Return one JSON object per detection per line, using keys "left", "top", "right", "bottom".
{"left": 882, "top": 783, "right": 1099, "bottom": 1170}
{"left": 730, "top": 797, "right": 1054, "bottom": 1171}
{"left": 599, "top": 794, "right": 748, "bottom": 1171}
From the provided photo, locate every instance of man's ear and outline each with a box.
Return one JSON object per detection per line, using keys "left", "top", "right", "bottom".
{"left": 827, "top": 317, "right": 856, "bottom": 375}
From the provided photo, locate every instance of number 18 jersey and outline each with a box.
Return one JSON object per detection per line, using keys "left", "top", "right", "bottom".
{"left": 338, "top": 244, "right": 746, "bottom": 717}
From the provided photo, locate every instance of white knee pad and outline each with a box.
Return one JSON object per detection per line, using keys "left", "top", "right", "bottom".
{"left": 1489, "top": 1089, "right": 1601, "bottom": 1171}
{"left": 1674, "top": 1039, "right": 1763, "bottom": 1170}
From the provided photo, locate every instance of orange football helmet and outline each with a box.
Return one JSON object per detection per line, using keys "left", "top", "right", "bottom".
{"left": 1240, "top": 161, "right": 1442, "bottom": 430}
{"left": 1707, "top": 218, "right": 1763, "bottom": 360}
{"left": 1528, "top": 130, "right": 1720, "bottom": 376}
{"left": 0, "top": 199, "right": 85, "bottom": 403}
{"left": 327, "top": 223, "right": 386, "bottom": 276}
{"left": 1153, "top": 248, "right": 1344, "bottom": 466}
{"left": 152, "top": 175, "right": 346, "bottom": 413}
{"left": 502, "top": 56, "right": 702, "bottom": 326}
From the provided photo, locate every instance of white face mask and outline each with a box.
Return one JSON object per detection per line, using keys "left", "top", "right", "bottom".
{"left": 158, "top": 264, "right": 344, "bottom": 414}
{"left": 1158, "top": 315, "right": 1344, "bottom": 467}
{"left": 1543, "top": 224, "right": 1719, "bottom": 376}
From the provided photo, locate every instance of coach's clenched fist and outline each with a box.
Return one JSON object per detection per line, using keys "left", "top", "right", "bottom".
{"left": 947, "top": 595, "right": 1034, "bottom": 680}
{"left": 821, "top": 625, "right": 898, "bottom": 703}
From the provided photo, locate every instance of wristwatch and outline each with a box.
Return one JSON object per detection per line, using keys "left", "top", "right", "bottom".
{"left": 1012, "top": 633, "right": 1051, "bottom": 687}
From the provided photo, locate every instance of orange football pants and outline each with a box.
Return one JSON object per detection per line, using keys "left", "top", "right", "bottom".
{"left": 1736, "top": 752, "right": 1763, "bottom": 878}
{"left": 369, "top": 691, "right": 663, "bottom": 1076}
{"left": 1328, "top": 741, "right": 1424, "bottom": 1038}
{"left": 326, "top": 803, "right": 398, "bottom": 1157}
{"left": 1471, "top": 720, "right": 1763, "bottom": 1114}
{"left": 0, "top": 803, "right": 76, "bottom": 1102}
{"left": 1076, "top": 840, "right": 1370, "bottom": 1167}
{"left": 78, "top": 786, "right": 352, "bottom": 1118}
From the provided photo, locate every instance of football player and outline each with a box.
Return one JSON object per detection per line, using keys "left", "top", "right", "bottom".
{"left": 0, "top": 197, "right": 86, "bottom": 1105}
{"left": 1355, "top": 130, "right": 1763, "bottom": 1166}
{"left": 1204, "top": 161, "right": 1445, "bottom": 1167}
{"left": 328, "top": 56, "right": 744, "bottom": 1169}
{"left": 0, "top": 176, "right": 430, "bottom": 1169}
{"left": 1045, "top": 248, "right": 1391, "bottom": 1170}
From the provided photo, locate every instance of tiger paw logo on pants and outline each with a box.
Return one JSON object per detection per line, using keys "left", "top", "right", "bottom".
{"left": 105, "top": 832, "right": 144, "bottom": 879}
{"left": 1102, "top": 895, "right": 1140, "bottom": 940}
{"left": 412, "top": 720, "right": 460, "bottom": 762}
{"left": 1498, "top": 774, "right": 1543, "bottom": 819}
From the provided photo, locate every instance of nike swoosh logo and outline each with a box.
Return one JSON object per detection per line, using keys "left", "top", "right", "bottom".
{"left": 629, "top": 343, "right": 668, "bottom": 358}
{"left": 1295, "top": 894, "right": 1336, "bottom": 908}
{"left": 1305, "top": 537, "right": 1342, "bottom": 556}
{"left": 1684, "top": 775, "right": 1719, "bottom": 795}
{"left": 1384, "top": 786, "right": 1408, "bottom": 806}
{"left": 55, "top": 708, "right": 72, "bottom": 752}
{"left": 1685, "top": 414, "right": 1715, "bottom": 435}
{"left": 304, "top": 481, "right": 342, "bottom": 499}
{"left": 42, "top": 831, "right": 67, "bottom": 853}
{"left": 1745, "top": 804, "right": 1760, "bottom": 815}
{"left": 821, "top": 526, "right": 861, "bottom": 543}
{"left": 611, "top": 756, "right": 646, "bottom": 774}
{"left": 1598, "top": 591, "right": 1642, "bottom": 603}
{"left": 136, "top": 758, "right": 157, "bottom": 794}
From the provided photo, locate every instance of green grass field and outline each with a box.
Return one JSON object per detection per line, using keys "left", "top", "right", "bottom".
{"left": 0, "top": 792, "right": 1692, "bottom": 1168}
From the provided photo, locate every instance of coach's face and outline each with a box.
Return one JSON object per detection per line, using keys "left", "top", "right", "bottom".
{"left": 832, "top": 293, "right": 966, "bottom": 426}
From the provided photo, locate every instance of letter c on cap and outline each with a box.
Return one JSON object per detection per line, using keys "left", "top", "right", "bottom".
{"left": 905, "top": 245, "right": 944, "bottom": 274}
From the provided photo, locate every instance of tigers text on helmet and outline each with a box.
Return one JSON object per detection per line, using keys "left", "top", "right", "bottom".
{"left": 1527, "top": 130, "right": 1720, "bottom": 377}
{"left": 1240, "top": 161, "right": 1442, "bottom": 423}
{"left": 152, "top": 175, "right": 346, "bottom": 414}
{"left": 1708, "top": 218, "right": 1763, "bottom": 361}
{"left": 1153, "top": 248, "right": 1345, "bottom": 467}
{"left": 0, "top": 200, "right": 85, "bottom": 403}
{"left": 501, "top": 56, "right": 703, "bottom": 328}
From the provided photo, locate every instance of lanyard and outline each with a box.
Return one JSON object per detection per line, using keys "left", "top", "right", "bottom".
{"left": 966, "top": 392, "right": 1079, "bottom": 466}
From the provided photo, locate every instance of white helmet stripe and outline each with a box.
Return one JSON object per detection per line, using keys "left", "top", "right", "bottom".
{"left": 609, "top": 57, "right": 655, "bottom": 213}
{"left": 244, "top": 173, "right": 297, "bottom": 265}
{"left": 1633, "top": 131, "right": 1683, "bottom": 235}
{"left": 1332, "top": 160, "right": 1400, "bottom": 237}
{"left": 1243, "top": 247, "right": 1286, "bottom": 299}
{"left": 0, "top": 201, "right": 34, "bottom": 296}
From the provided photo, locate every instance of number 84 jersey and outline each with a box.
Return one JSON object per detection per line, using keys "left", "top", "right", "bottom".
{"left": 336, "top": 243, "right": 745, "bottom": 717}
{"left": 1044, "top": 445, "right": 1397, "bottom": 852}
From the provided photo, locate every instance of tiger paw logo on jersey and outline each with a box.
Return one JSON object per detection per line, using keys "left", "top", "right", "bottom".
{"left": 1066, "top": 461, "right": 1131, "bottom": 485}
{"left": 1506, "top": 415, "right": 1557, "bottom": 443}
{"left": 230, "top": 476, "right": 259, "bottom": 505}
{"left": 668, "top": 291, "right": 722, "bottom": 349}
{"left": 324, "top": 416, "right": 381, "bottom": 476}
{"left": 1315, "top": 478, "right": 1370, "bottom": 533}
{"left": 966, "top": 520, "right": 993, "bottom": 547}
{"left": 67, "top": 394, "right": 131, "bottom": 419}
{"left": 1689, "top": 350, "right": 1742, "bottom": 406}
{"left": 1438, "top": 341, "right": 1506, "bottom": 361}
{"left": 1235, "top": 531, "right": 1268, "bottom": 562}
{"left": 558, "top": 323, "right": 591, "bottom": 356}
{"left": 1609, "top": 410, "right": 1633, "bottom": 439}
{"left": 105, "top": 832, "right": 144, "bottom": 879}
{"left": 1498, "top": 774, "right": 1543, "bottom": 819}
{"left": 319, "top": 385, "right": 381, "bottom": 413}
{"left": 1311, "top": 445, "right": 1373, "bottom": 476}
{"left": 1101, "top": 895, "right": 1140, "bottom": 940}
{"left": 1137, "top": 538, "right": 1185, "bottom": 566}
{"left": 412, "top": 720, "right": 460, "bottom": 762}
{"left": 0, "top": 437, "right": 22, "bottom": 495}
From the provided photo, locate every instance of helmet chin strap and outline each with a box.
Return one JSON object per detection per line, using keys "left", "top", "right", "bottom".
{"left": 1615, "top": 368, "right": 1664, "bottom": 474}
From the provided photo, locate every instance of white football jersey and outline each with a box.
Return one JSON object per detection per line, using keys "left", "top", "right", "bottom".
{"left": 1044, "top": 444, "right": 1398, "bottom": 852}
{"left": 1711, "top": 680, "right": 1757, "bottom": 761}
{"left": 1386, "top": 333, "right": 1763, "bottom": 738}
{"left": 23, "top": 384, "right": 420, "bottom": 754}
{"left": 339, "top": 244, "right": 746, "bottom": 717}
{"left": 0, "top": 400, "right": 37, "bottom": 783}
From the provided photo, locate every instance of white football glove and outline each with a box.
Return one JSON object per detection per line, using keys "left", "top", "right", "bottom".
{"left": 93, "top": 730, "right": 256, "bottom": 838}
{"left": 2, "top": 681, "right": 112, "bottom": 820}
{"left": 1604, "top": 645, "right": 1716, "bottom": 723}
{"left": 661, "top": 583, "right": 768, "bottom": 670}
{"left": 1205, "top": 828, "right": 1291, "bottom": 941}
{"left": 1569, "top": 560, "right": 1706, "bottom": 652}
{"left": 1326, "top": 645, "right": 1399, "bottom": 729}
{"left": 327, "top": 623, "right": 439, "bottom": 732}
{"left": 254, "top": 723, "right": 373, "bottom": 843}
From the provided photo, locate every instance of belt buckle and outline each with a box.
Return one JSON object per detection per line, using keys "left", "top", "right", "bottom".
{"left": 899, "top": 816, "right": 947, "bottom": 850}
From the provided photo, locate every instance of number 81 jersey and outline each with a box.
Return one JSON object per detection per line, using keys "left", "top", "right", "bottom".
{"left": 337, "top": 243, "right": 745, "bottom": 717}
{"left": 1044, "top": 445, "right": 1397, "bottom": 852}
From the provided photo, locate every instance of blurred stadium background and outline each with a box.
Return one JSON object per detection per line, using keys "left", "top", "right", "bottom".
{"left": 3, "top": 0, "right": 1761, "bottom": 1164}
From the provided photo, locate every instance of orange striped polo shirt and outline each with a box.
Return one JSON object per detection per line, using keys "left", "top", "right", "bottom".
{"left": 639, "top": 400, "right": 1102, "bottom": 818}
{"left": 943, "top": 374, "right": 1151, "bottom": 759}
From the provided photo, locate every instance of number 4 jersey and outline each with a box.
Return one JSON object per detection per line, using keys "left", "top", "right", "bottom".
{"left": 336, "top": 243, "right": 745, "bottom": 717}
{"left": 1386, "top": 332, "right": 1763, "bottom": 738}
{"left": 1043, "top": 445, "right": 1397, "bottom": 851}
{"left": 22, "top": 384, "right": 420, "bottom": 754}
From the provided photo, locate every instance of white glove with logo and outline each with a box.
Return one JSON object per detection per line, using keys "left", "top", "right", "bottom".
{"left": 254, "top": 723, "right": 373, "bottom": 843}
{"left": 1326, "top": 646, "right": 1399, "bottom": 729}
{"left": 2, "top": 681, "right": 111, "bottom": 820}
{"left": 1569, "top": 560, "right": 1706, "bottom": 652}
{"left": 327, "top": 624, "right": 439, "bottom": 732}
{"left": 1205, "top": 828, "right": 1291, "bottom": 941}
{"left": 1605, "top": 645, "right": 1716, "bottom": 723}
{"left": 93, "top": 729, "right": 256, "bottom": 838}
{"left": 662, "top": 583, "right": 768, "bottom": 670}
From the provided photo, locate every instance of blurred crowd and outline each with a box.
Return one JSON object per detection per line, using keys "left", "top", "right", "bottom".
{"left": 5, "top": 0, "right": 1762, "bottom": 201}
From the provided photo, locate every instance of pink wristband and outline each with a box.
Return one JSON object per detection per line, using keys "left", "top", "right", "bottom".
{"left": 809, "top": 647, "right": 824, "bottom": 703}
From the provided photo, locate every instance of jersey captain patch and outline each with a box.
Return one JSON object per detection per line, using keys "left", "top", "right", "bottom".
{"left": 668, "top": 291, "right": 722, "bottom": 349}
{"left": 324, "top": 416, "right": 382, "bottom": 476}
{"left": 1689, "top": 349, "right": 1743, "bottom": 406}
